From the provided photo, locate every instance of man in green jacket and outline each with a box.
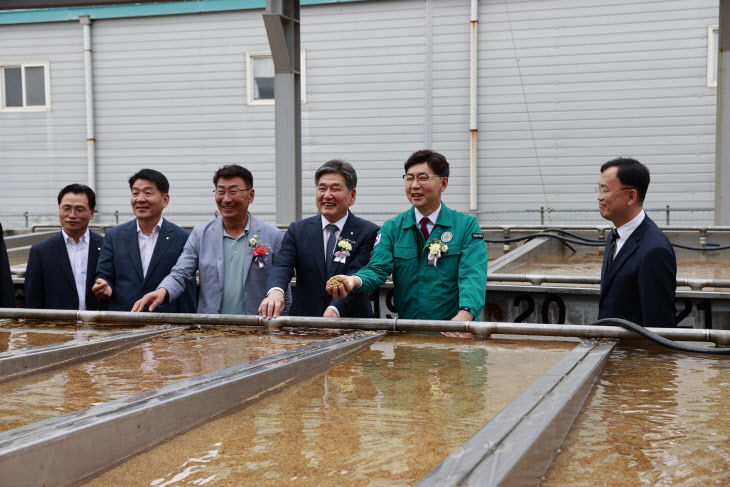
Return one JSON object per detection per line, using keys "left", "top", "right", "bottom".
{"left": 327, "top": 149, "right": 488, "bottom": 328}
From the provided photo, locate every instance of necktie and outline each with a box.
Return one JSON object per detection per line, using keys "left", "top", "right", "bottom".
{"left": 607, "top": 229, "right": 619, "bottom": 268}
{"left": 420, "top": 217, "right": 430, "bottom": 240}
{"left": 326, "top": 223, "right": 338, "bottom": 276}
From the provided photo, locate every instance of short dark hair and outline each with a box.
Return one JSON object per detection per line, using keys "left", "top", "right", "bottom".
{"left": 314, "top": 159, "right": 357, "bottom": 190}
{"left": 404, "top": 149, "right": 450, "bottom": 178}
{"left": 213, "top": 164, "right": 254, "bottom": 187}
{"left": 600, "top": 157, "right": 650, "bottom": 203}
{"left": 128, "top": 169, "right": 170, "bottom": 193}
{"left": 57, "top": 184, "right": 96, "bottom": 210}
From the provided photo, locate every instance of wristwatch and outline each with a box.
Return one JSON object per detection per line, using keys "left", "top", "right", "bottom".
{"left": 459, "top": 307, "right": 472, "bottom": 314}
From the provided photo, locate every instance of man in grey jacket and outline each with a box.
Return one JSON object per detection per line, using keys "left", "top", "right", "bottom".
{"left": 133, "top": 164, "right": 290, "bottom": 314}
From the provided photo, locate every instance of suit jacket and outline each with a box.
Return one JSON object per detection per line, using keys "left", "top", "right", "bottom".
{"left": 24, "top": 230, "right": 105, "bottom": 310}
{"left": 158, "top": 215, "right": 290, "bottom": 314}
{"left": 96, "top": 218, "right": 197, "bottom": 312}
{"left": 266, "top": 212, "right": 379, "bottom": 318}
{"left": 599, "top": 215, "right": 677, "bottom": 327}
{"left": 0, "top": 223, "right": 16, "bottom": 308}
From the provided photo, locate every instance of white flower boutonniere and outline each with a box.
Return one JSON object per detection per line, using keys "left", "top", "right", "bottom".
{"left": 427, "top": 238, "right": 448, "bottom": 267}
{"left": 334, "top": 237, "right": 355, "bottom": 264}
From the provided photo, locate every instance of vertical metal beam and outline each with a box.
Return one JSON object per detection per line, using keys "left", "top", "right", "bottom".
{"left": 425, "top": 0, "right": 432, "bottom": 148}
{"left": 716, "top": 1, "right": 730, "bottom": 225}
{"left": 264, "top": 0, "right": 302, "bottom": 224}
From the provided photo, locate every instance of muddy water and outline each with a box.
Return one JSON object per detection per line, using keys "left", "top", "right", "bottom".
{"left": 88, "top": 335, "right": 575, "bottom": 487}
{"left": 0, "top": 321, "right": 145, "bottom": 353}
{"left": 541, "top": 347, "right": 730, "bottom": 486}
{"left": 507, "top": 247, "right": 730, "bottom": 281}
{"left": 0, "top": 329, "right": 326, "bottom": 434}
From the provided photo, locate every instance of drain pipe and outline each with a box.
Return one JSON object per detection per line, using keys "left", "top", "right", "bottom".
{"left": 80, "top": 15, "right": 96, "bottom": 191}
{"left": 469, "top": 0, "right": 478, "bottom": 211}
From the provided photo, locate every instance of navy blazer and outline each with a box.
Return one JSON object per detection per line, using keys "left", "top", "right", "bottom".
{"left": 95, "top": 218, "right": 197, "bottom": 312}
{"left": 24, "top": 230, "right": 106, "bottom": 310}
{"left": 0, "top": 223, "right": 16, "bottom": 308}
{"left": 598, "top": 215, "right": 677, "bottom": 327}
{"left": 266, "top": 212, "right": 379, "bottom": 318}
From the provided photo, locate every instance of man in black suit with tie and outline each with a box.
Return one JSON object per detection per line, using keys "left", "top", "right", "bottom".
{"left": 597, "top": 157, "right": 677, "bottom": 327}
{"left": 24, "top": 184, "right": 106, "bottom": 310}
{"left": 259, "top": 160, "right": 379, "bottom": 319}
{"left": 0, "top": 223, "right": 16, "bottom": 308}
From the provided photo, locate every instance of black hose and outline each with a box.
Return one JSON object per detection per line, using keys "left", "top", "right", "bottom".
{"left": 485, "top": 231, "right": 730, "bottom": 251}
{"left": 590, "top": 318, "right": 730, "bottom": 356}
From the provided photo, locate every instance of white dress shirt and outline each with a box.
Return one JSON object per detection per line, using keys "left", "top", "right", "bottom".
{"left": 613, "top": 209, "right": 645, "bottom": 257}
{"left": 62, "top": 228, "right": 90, "bottom": 310}
{"left": 137, "top": 217, "right": 163, "bottom": 278}
{"left": 414, "top": 205, "right": 441, "bottom": 236}
{"left": 321, "top": 212, "right": 349, "bottom": 260}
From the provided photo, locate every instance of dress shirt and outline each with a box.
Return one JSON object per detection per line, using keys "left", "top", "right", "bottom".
{"left": 613, "top": 210, "right": 646, "bottom": 257}
{"left": 137, "top": 217, "right": 163, "bottom": 278}
{"left": 220, "top": 217, "right": 250, "bottom": 315}
{"left": 62, "top": 228, "right": 90, "bottom": 310}
{"left": 321, "top": 213, "right": 349, "bottom": 260}
{"left": 414, "top": 205, "right": 441, "bottom": 239}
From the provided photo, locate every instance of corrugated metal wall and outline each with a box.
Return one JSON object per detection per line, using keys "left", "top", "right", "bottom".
{"left": 0, "top": 0, "right": 719, "bottom": 226}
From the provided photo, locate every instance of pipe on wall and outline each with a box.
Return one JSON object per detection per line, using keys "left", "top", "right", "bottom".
{"left": 469, "top": 0, "right": 478, "bottom": 211}
{"left": 80, "top": 15, "right": 96, "bottom": 191}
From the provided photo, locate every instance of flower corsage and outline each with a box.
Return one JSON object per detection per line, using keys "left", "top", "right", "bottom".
{"left": 334, "top": 237, "right": 355, "bottom": 264}
{"left": 248, "top": 234, "right": 270, "bottom": 268}
{"left": 426, "top": 238, "right": 448, "bottom": 267}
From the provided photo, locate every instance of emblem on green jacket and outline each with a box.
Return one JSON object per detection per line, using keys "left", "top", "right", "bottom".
{"left": 440, "top": 231, "right": 453, "bottom": 243}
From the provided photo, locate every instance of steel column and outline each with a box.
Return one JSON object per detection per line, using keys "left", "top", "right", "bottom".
{"left": 263, "top": 0, "right": 302, "bottom": 225}
{"left": 717, "top": 0, "right": 730, "bottom": 225}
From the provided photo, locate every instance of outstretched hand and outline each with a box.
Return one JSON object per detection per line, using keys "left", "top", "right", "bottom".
{"left": 132, "top": 288, "right": 168, "bottom": 312}
{"left": 325, "top": 275, "right": 358, "bottom": 300}
{"left": 258, "top": 289, "right": 286, "bottom": 319}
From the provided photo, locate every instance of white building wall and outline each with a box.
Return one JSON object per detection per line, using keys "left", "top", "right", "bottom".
{"left": 0, "top": 21, "right": 87, "bottom": 224}
{"left": 477, "top": 0, "right": 718, "bottom": 224}
{"left": 0, "top": 0, "right": 720, "bottom": 226}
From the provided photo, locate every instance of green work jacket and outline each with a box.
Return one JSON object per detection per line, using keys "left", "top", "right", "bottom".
{"left": 355, "top": 203, "right": 488, "bottom": 320}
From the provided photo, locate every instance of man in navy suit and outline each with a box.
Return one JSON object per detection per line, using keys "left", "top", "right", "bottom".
{"left": 93, "top": 169, "right": 196, "bottom": 312}
{"left": 1, "top": 223, "right": 17, "bottom": 308}
{"left": 24, "top": 184, "right": 105, "bottom": 310}
{"left": 597, "top": 157, "right": 677, "bottom": 327}
{"left": 259, "top": 160, "right": 379, "bottom": 319}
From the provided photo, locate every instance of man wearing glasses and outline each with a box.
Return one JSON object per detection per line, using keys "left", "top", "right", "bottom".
{"left": 326, "top": 150, "right": 488, "bottom": 332}
{"left": 596, "top": 157, "right": 676, "bottom": 327}
{"left": 25, "top": 184, "right": 105, "bottom": 310}
{"left": 133, "top": 164, "right": 290, "bottom": 314}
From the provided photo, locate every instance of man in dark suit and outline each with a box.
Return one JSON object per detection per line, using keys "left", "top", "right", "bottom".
{"left": 93, "top": 169, "right": 196, "bottom": 312}
{"left": 259, "top": 159, "right": 379, "bottom": 319}
{"left": 24, "top": 184, "right": 105, "bottom": 310}
{"left": 597, "top": 157, "right": 677, "bottom": 327}
{"left": 0, "top": 223, "right": 16, "bottom": 308}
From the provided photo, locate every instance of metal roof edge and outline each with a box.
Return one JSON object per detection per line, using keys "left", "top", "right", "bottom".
{"left": 0, "top": 0, "right": 368, "bottom": 25}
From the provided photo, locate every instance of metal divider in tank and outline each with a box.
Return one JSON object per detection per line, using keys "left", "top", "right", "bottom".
{"left": 0, "top": 330, "right": 385, "bottom": 487}
{"left": 0, "top": 325, "right": 183, "bottom": 383}
{"left": 417, "top": 339, "right": 616, "bottom": 487}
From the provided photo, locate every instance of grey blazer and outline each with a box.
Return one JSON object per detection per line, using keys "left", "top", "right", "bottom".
{"left": 158, "top": 215, "right": 291, "bottom": 314}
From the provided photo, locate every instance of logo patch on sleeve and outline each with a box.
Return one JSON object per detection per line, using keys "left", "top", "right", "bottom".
{"left": 374, "top": 234, "right": 381, "bottom": 246}
{"left": 472, "top": 233, "right": 484, "bottom": 239}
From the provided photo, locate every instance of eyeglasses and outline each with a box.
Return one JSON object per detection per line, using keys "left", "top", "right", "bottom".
{"left": 214, "top": 188, "right": 252, "bottom": 198}
{"left": 59, "top": 206, "right": 90, "bottom": 216}
{"left": 595, "top": 185, "right": 632, "bottom": 198}
{"left": 403, "top": 174, "right": 441, "bottom": 184}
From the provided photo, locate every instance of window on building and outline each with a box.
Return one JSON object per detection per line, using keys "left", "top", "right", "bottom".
{"left": 246, "top": 51, "right": 306, "bottom": 105}
{"left": 708, "top": 25, "right": 719, "bottom": 88}
{"left": 1, "top": 62, "right": 51, "bottom": 111}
